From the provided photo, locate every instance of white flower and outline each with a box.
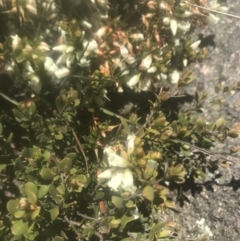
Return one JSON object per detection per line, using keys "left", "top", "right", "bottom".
{"left": 107, "top": 171, "right": 123, "bottom": 191}
{"left": 54, "top": 67, "right": 70, "bottom": 79}
{"left": 104, "top": 146, "right": 128, "bottom": 167}
{"left": 127, "top": 134, "right": 135, "bottom": 155}
{"left": 170, "top": 18, "right": 178, "bottom": 36}
{"left": 122, "top": 169, "right": 134, "bottom": 189}
{"left": 120, "top": 46, "right": 136, "bottom": 64}
{"left": 98, "top": 169, "right": 113, "bottom": 179}
{"left": 83, "top": 40, "right": 98, "bottom": 52}
{"left": 29, "top": 75, "right": 42, "bottom": 93}
{"left": 127, "top": 73, "right": 141, "bottom": 88}
{"left": 139, "top": 76, "right": 152, "bottom": 91}
{"left": 120, "top": 45, "right": 129, "bottom": 59}
{"left": 162, "top": 17, "right": 170, "bottom": 25}
{"left": 37, "top": 42, "right": 50, "bottom": 51}
{"left": 140, "top": 54, "right": 152, "bottom": 70}
{"left": 52, "top": 44, "right": 68, "bottom": 52}
{"left": 66, "top": 53, "right": 75, "bottom": 67}
{"left": 178, "top": 21, "right": 191, "bottom": 33}
{"left": 112, "top": 58, "right": 129, "bottom": 76}
{"left": 78, "top": 55, "right": 90, "bottom": 67}
{"left": 171, "top": 70, "right": 180, "bottom": 84}
{"left": 190, "top": 40, "right": 201, "bottom": 50}
{"left": 66, "top": 46, "right": 75, "bottom": 53}
{"left": 130, "top": 207, "right": 140, "bottom": 220}
{"left": 4, "top": 62, "right": 15, "bottom": 74}
{"left": 26, "top": 3, "right": 37, "bottom": 15}
{"left": 179, "top": 11, "right": 192, "bottom": 18}
{"left": 44, "top": 57, "right": 58, "bottom": 76}
{"left": 81, "top": 20, "right": 92, "bottom": 29}
{"left": 108, "top": 153, "right": 128, "bottom": 167}
{"left": 147, "top": 66, "right": 157, "bottom": 73}
{"left": 11, "top": 35, "right": 21, "bottom": 50}
{"left": 24, "top": 61, "right": 34, "bottom": 74}
{"left": 207, "top": 13, "right": 220, "bottom": 24}
{"left": 183, "top": 58, "right": 188, "bottom": 67}
{"left": 53, "top": 44, "right": 76, "bottom": 67}
{"left": 95, "top": 26, "right": 108, "bottom": 38}
{"left": 124, "top": 55, "right": 135, "bottom": 64}
{"left": 129, "top": 33, "right": 144, "bottom": 41}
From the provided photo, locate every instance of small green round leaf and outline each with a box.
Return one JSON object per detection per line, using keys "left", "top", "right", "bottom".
{"left": 7, "top": 199, "right": 19, "bottom": 215}
{"left": 14, "top": 210, "right": 25, "bottom": 218}
{"left": 11, "top": 220, "right": 28, "bottom": 235}
{"left": 40, "top": 167, "right": 55, "bottom": 180}
{"left": 49, "top": 207, "right": 59, "bottom": 221}
{"left": 143, "top": 185, "right": 154, "bottom": 201}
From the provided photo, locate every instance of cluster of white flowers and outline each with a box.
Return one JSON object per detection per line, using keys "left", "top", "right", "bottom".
{"left": 98, "top": 140, "right": 137, "bottom": 194}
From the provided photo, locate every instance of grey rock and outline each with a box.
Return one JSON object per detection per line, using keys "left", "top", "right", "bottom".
{"left": 170, "top": 1, "right": 240, "bottom": 240}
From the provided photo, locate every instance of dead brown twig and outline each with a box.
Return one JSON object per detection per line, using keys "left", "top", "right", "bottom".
{"left": 71, "top": 128, "right": 89, "bottom": 174}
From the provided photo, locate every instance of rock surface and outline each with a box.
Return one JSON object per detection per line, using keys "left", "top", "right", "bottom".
{"left": 171, "top": 0, "right": 240, "bottom": 240}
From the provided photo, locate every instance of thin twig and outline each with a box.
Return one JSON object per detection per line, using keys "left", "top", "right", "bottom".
{"left": 77, "top": 212, "right": 98, "bottom": 221}
{"left": 183, "top": 1, "right": 240, "bottom": 19}
{"left": 71, "top": 128, "right": 89, "bottom": 173}
{"left": 94, "top": 231, "right": 103, "bottom": 241}
{"left": 64, "top": 215, "right": 82, "bottom": 227}
{"left": 176, "top": 139, "right": 239, "bottom": 165}
{"left": 0, "top": 92, "right": 19, "bottom": 106}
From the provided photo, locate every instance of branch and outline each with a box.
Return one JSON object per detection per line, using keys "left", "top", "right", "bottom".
{"left": 71, "top": 128, "right": 89, "bottom": 174}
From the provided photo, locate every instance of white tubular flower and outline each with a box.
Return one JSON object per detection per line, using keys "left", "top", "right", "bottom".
{"left": 98, "top": 169, "right": 113, "bottom": 179}
{"left": 147, "top": 66, "right": 157, "bottom": 73}
{"left": 83, "top": 40, "right": 98, "bottom": 53}
{"left": 130, "top": 207, "right": 140, "bottom": 220}
{"left": 26, "top": 2, "right": 37, "bottom": 15}
{"left": 178, "top": 21, "right": 191, "bottom": 33}
{"left": 52, "top": 44, "right": 68, "bottom": 52}
{"left": 129, "top": 33, "right": 144, "bottom": 41}
{"left": 170, "top": 18, "right": 178, "bottom": 36}
{"left": 120, "top": 45, "right": 129, "bottom": 59}
{"left": 124, "top": 55, "right": 135, "bottom": 65}
{"left": 54, "top": 67, "right": 70, "bottom": 79}
{"left": 127, "top": 134, "right": 135, "bottom": 155}
{"left": 122, "top": 169, "right": 134, "bottom": 189}
{"left": 4, "top": 62, "right": 15, "bottom": 74}
{"left": 183, "top": 58, "right": 188, "bottom": 67}
{"left": 179, "top": 11, "right": 192, "bottom": 18}
{"left": 66, "top": 53, "right": 75, "bottom": 67}
{"left": 52, "top": 44, "right": 76, "bottom": 67}
{"left": 190, "top": 40, "right": 201, "bottom": 50}
{"left": 78, "top": 55, "right": 90, "bottom": 67}
{"left": 139, "top": 76, "right": 151, "bottom": 91}
{"left": 25, "top": 61, "right": 34, "bottom": 74}
{"left": 127, "top": 73, "right": 141, "bottom": 88}
{"left": 37, "top": 42, "right": 50, "bottom": 51}
{"left": 108, "top": 171, "right": 123, "bottom": 191}
{"left": 104, "top": 146, "right": 128, "bottom": 168}
{"left": 11, "top": 35, "right": 21, "bottom": 50}
{"left": 140, "top": 54, "right": 152, "bottom": 70}
{"left": 95, "top": 26, "right": 108, "bottom": 38}
{"left": 119, "top": 46, "right": 136, "bottom": 64}
{"left": 108, "top": 153, "right": 128, "bottom": 167}
{"left": 44, "top": 57, "right": 58, "bottom": 76}
{"left": 162, "top": 17, "right": 170, "bottom": 25}
{"left": 171, "top": 70, "right": 180, "bottom": 84}
{"left": 29, "top": 75, "right": 42, "bottom": 93}
{"left": 207, "top": 13, "right": 220, "bottom": 24}
{"left": 66, "top": 46, "right": 75, "bottom": 53}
